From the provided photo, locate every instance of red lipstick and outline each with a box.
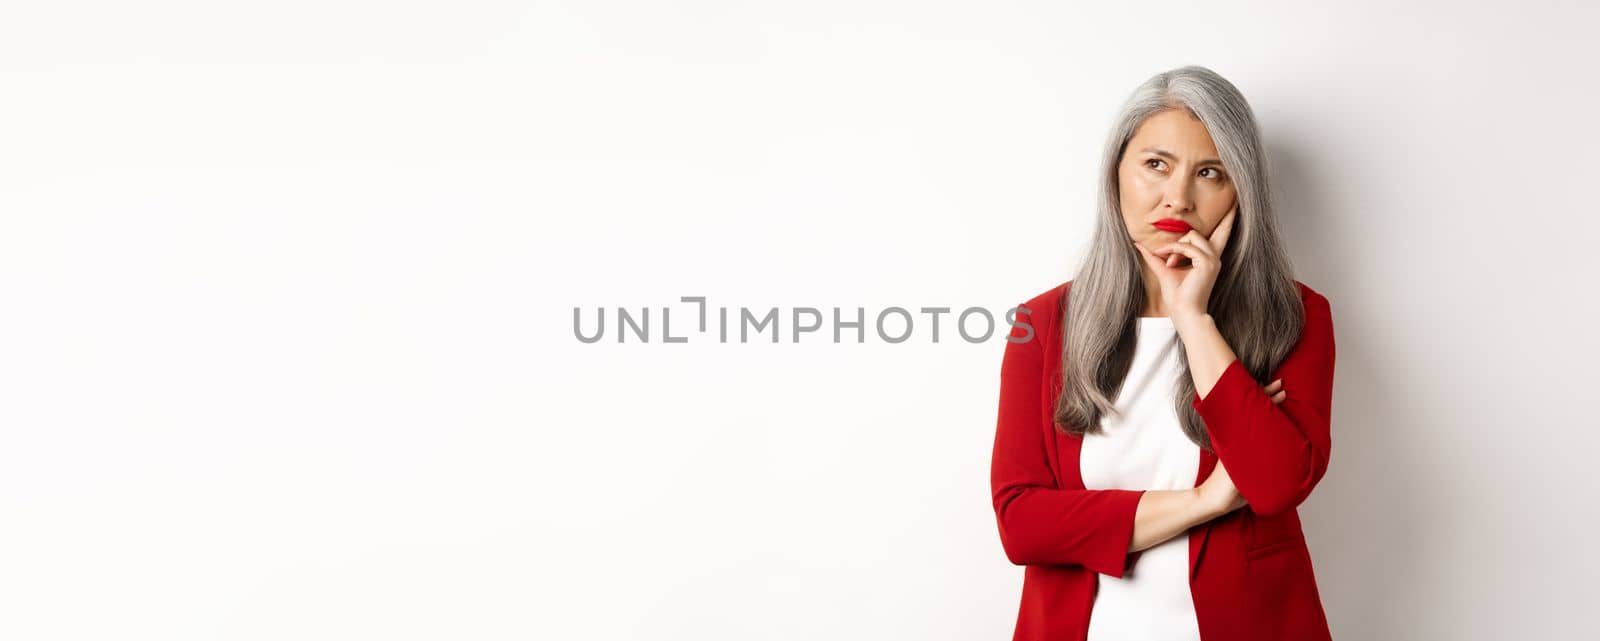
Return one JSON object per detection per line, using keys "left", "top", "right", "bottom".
{"left": 1152, "top": 218, "right": 1191, "bottom": 233}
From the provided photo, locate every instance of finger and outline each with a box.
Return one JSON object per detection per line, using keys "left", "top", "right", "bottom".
{"left": 1158, "top": 241, "right": 1191, "bottom": 268}
{"left": 1158, "top": 240, "right": 1209, "bottom": 268}
{"left": 1153, "top": 239, "right": 1191, "bottom": 260}
{"left": 1264, "top": 378, "right": 1282, "bottom": 393}
{"left": 1206, "top": 205, "right": 1239, "bottom": 254}
{"left": 1178, "top": 230, "right": 1219, "bottom": 262}
{"left": 1271, "top": 390, "right": 1286, "bottom": 404}
{"left": 1139, "top": 242, "right": 1187, "bottom": 273}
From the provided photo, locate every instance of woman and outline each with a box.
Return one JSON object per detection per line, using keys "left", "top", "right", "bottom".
{"left": 989, "top": 65, "right": 1336, "bottom": 641}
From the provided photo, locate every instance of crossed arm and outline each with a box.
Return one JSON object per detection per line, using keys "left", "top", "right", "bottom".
{"left": 989, "top": 293, "right": 1336, "bottom": 576}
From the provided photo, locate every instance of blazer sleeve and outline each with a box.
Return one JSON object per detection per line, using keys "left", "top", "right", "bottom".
{"left": 1191, "top": 290, "right": 1337, "bottom": 517}
{"left": 990, "top": 301, "right": 1146, "bottom": 577}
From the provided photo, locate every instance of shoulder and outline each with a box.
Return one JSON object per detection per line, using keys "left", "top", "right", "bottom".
{"left": 1293, "top": 279, "right": 1333, "bottom": 319}
{"left": 1015, "top": 279, "right": 1072, "bottom": 326}
{"left": 1001, "top": 280, "right": 1070, "bottom": 348}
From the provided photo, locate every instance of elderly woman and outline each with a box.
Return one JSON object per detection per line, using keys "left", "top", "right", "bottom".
{"left": 990, "top": 65, "right": 1337, "bottom": 641}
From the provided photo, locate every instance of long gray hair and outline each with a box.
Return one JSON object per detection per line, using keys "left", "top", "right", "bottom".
{"left": 1054, "top": 65, "right": 1304, "bottom": 452}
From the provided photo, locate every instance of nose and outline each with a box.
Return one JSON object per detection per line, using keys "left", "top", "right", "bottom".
{"left": 1163, "top": 177, "right": 1195, "bottom": 213}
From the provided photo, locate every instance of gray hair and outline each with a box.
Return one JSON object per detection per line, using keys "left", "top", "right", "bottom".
{"left": 1054, "top": 64, "right": 1305, "bottom": 451}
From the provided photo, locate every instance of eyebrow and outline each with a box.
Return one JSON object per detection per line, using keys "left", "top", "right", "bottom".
{"left": 1137, "top": 147, "right": 1223, "bottom": 167}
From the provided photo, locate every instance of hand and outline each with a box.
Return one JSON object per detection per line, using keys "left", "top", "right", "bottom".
{"left": 1197, "top": 377, "right": 1285, "bottom": 516}
{"left": 1133, "top": 204, "right": 1238, "bottom": 323}
{"left": 1263, "top": 376, "right": 1286, "bottom": 404}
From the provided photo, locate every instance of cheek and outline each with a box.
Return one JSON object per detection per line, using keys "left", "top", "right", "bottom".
{"left": 1204, "top": 188, "right": 1238, "bottom": 219}
{"left": 1119, "top": 172, "right": 1160, "bottom": 207}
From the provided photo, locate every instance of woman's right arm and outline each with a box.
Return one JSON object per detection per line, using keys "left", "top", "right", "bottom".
{"left": 990, "top": 302, "right": 1249, "bottom": 569}
{"left": 990, "top": 303, "right": 1148, "bottom": 577}
{"left": 1128, "top": 469, "right": 1239, "bottom": 553}
{"left": 1129, "top": 387, "right": 1277, "bottom": 552}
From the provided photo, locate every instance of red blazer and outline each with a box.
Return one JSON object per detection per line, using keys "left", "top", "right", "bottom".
{"left": 990, "top": 279, "right": 1336, "bottom": 641}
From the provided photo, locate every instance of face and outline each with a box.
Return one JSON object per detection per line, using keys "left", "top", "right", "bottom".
{"left": 1117, "top": 108, "right": 1237, "bottom": 254}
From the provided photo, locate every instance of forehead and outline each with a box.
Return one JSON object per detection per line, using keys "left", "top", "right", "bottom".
{"left": 1128, "top": 109, "right": 1219, "bottom": 156}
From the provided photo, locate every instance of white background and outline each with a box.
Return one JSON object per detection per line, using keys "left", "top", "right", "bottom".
{"left": 2, "top": 1, "right": 1596, "bottom": 639}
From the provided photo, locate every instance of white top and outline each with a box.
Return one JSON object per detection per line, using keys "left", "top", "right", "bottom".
{"left": 1079, "top": 315, "right": 1202, "bottom": 641}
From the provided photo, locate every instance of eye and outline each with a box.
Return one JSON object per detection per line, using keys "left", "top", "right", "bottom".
{"left": 1200, "top": 167, "right": 1226, "bottom": 180}
{"left": 1145, "top": 158, "right": 1166, "bottom": 171}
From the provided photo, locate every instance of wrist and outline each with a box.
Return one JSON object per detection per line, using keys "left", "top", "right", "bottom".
{"left": 1173, "top": 311, "right": 1215, "bottom": 335}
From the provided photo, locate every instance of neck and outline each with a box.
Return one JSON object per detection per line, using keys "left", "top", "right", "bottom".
{"left": 1138, "top": 262, "right": 1166, "bottom": 317}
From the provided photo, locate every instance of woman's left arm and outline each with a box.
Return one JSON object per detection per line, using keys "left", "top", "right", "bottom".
{"left": 1174, "top": 292, "right": 1337, "bottom": 517}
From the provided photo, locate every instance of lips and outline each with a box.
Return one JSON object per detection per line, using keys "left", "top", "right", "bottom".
{"left": 1152, "top": 218, "right": 1192, "bottom": 233}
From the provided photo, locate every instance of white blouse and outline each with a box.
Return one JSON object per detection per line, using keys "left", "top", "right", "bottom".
{"left": 1079, "top": 315, "right": 1202, "bottom": 641}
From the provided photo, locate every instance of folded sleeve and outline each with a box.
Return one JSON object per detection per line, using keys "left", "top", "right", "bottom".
{"left": 990, "top": 301, "right": 1146, "bottom": 577}
{"left": 1192, "top": 291, "right": 1336, "bottom": 516}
